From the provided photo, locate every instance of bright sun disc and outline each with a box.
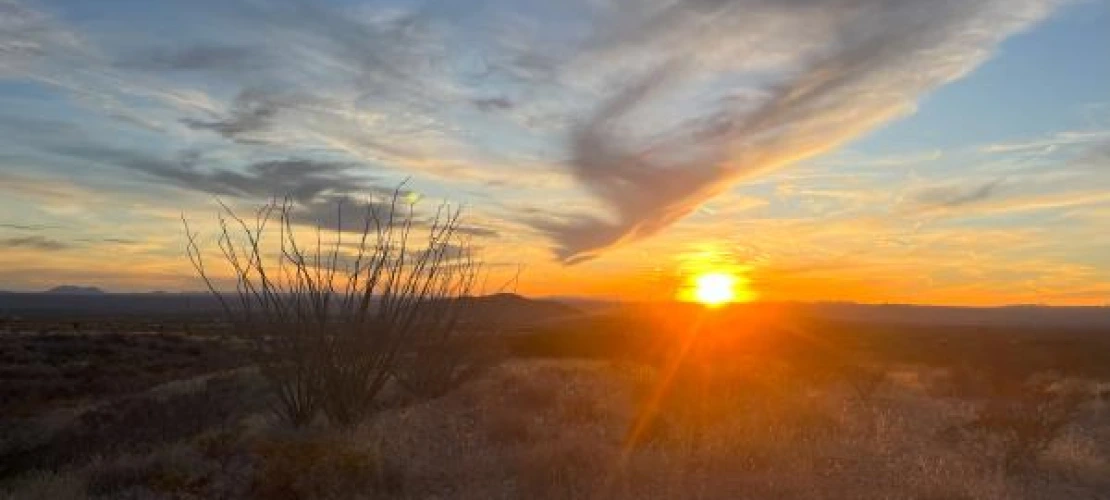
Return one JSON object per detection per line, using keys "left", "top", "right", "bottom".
{"left": 693, "top": 272, "right": 736, "bottom": 307}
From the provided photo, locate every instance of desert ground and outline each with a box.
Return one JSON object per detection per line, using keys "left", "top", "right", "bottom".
{"left": 2, "top": 301, "right": 1110, "bottom": 499}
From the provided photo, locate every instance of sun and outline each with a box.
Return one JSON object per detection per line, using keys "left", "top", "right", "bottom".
{"left": 693, "top": 272, "right": 737, "bottom": 307}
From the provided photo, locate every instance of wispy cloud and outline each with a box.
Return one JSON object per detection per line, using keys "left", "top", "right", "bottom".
{"left": 180, "top": 88, "right": 291, "bottom": 143}
{"left": 535, "top": 0, "right": 1061, "bottom": 262}
{"left": 287, "top": 192, "right": 501, "bottom": 242}
{"left": 6, "top": 0, "right": 1062, "bottom": 260}
{"left": 980, "top": 130, "right": 1110, "bottom": 154}
{"left": 907, "top": 178, "right": 1005, "bottom": 211}
{"left": 0, "top": 223, "right": 54, "bottom": 231}
{"left": 0, "top": 235, "right": 69, "bottom": 250}
{"left": 0, "top": 0, "right": 87, "bottom": 77}
{"left": 897, "top": 137, "right": 1110, "bottom": 220}
{"left": 49, "top": 144, "right": 379, "bottom": 203}
{"left": 121, "top": 44, "right": 265, "bottom": 73}
{"left": 1, "top": 0, "right": 1103, "bottom": 302}
{"left": 0, "top": 171, "right": 97, "bottom": 203}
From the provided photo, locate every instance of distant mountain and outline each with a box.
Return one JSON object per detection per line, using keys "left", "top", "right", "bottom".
{"left": 460, "top": 293, "right": 581, "bottom": 326}
{"left": 544, "top": 296, "right": 622, "bottom": 312}
{"left": 0, "top": 290, "right": 580, "bottom": 321}
{"left": 45, "top": 285, "right": 106, "bottom": 295}
{"left": 799, "top": 302, "right": 1110, "bottom": 329}
{"left": 3, "top": 288, "right": 1103, "bottom": 329}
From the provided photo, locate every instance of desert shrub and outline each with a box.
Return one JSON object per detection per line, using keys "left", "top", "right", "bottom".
{"left": 515, "top": 437, "right": 613, "bottom": 498}
{"left": 85, "top": 445, "right": 215, "bottom": 497}
{"left": 193, "top": 426, "right": 247, "bottom": 468}
{"left": 1, "top": 332, "right": 247, "bottom": 416}
{"left": 0, "top": 419, "right": 53, "bottom": 478}
{"left": 946, "top": 375, "right": 1090, "bottom": 473}
{"left": 0, "top": 470, "right": 85, "bottom": 500}
{"left": 506, "top": 379, "right": 559, "bottom": 411}
{"left": 392, "top": 336, "right": 502, "bottom": 400}
{"left": 558, "top": 390, "right": 608, "bottom": 424}
{"left": 249, "top": 433, "right": 404, "bottom": 499}
{"left": 0, "top": 373, "right": 263, "bottom": 479}
{"left": 484, "top": 410, "right": 534, "bottom": 445}
{"left": 185, "top": 189, "right": 487, "bottom": 428}
{"left": 930, "top": 364, "right": 997, "bottom": 399}
{"left": 828, "top": 362, "right": 887, "bottom": 404}
{"left": 74, "top": 374, "right": 248, "bottom": 444}
{"left": 391, "top": 293, "right": 524, "bottom": 400}
{"left": 0, "top": 363, "right": 55, "bottom": 379}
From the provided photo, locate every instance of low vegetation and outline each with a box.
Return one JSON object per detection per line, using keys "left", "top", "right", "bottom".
{"left": 2, "top": 353, "right": 1108, "bottom": 499}
{"left": 0, "top": 331, "right": 245, "bottom": 417}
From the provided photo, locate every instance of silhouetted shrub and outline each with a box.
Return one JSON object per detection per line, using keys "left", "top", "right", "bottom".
{"left": 393, "top": 337, "right": 502, "bottom": 399}
{"left": 184, "top": 189, "right": 487, "bottom": 428}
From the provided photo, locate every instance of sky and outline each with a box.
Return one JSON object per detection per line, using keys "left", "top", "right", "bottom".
{"left": 1, "top": 0, "right": 1109, "bottom": 305}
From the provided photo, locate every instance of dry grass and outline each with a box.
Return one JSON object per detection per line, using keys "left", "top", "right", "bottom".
{"left": 354, "top": 360, "right": 1110, "bottom": 499}
{"left": 0, "top": 331, "right": 245, "bottom": 416}
{"left": 3, "top": 358, "right": 1109, "bottom": 499}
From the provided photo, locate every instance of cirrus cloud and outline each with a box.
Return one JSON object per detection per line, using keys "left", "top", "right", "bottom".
{"left": 533, "top": 0, "right": 1063, "bottom": 262}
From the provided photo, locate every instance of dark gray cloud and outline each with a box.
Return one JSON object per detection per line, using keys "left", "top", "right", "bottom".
{"left": 0, "top": 235, "right": 70, "bottom": 250}
{"left": 289, "top": 193, "right": 499, "bottom": 240}
{"left": 412, "top": 242, "right": 474, "bottom": 264}
{"left": 181, "top": 88, "right": 288, "bottom": 142}
{"left": 122, "top": 45, "right": 265, "bottom": 72}
{"left": 455, "top": 224, "right": 499, "bottom": 238}
{"left": 473, "top": 97, "right": 514, "bottom": 112}
{"left": 100, "top": 237, "right": 139, "bottom": 245}
{"left": 910, "top": 179, "right": 1003, "bottom": 210}
{"left": 288, "top": 193, "right": 407, "bottom": 233}
{"left": 50, "top": 144, "right": 376, "bottom": 203}
{"left": 43, "top": 140, "right": 497, "bottom": 240}
{"left": 0, "top": 223, "right": 54, "bottom": 231}
{"left": 74, "top": 237, "right": 140, "bottom": 245}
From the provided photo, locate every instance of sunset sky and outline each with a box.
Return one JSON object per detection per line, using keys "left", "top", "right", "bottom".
{"left": 1, "top": 0, "right": 1109, "bottom": 305}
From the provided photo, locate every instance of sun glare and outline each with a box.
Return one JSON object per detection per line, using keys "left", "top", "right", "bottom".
{"left": 693, "top": 272, "right": 737, "bottom": 307}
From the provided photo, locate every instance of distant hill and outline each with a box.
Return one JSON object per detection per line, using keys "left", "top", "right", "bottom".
{"left": 0, "top": 290, "right": 581, "bottom": 323}
{"left": 1, "top": 289, "right": 1105, "bottom": 330}
{"left": 460, "top": 293, "right": 581, "bottom": 326}
{"left": 45, "top": 285, "right": 106, "bottom": 295}
{"left": 0, "top": 292, "right": 225, "bottom": 317}
{"left": 799, "top": 302, "right": 1110, "bottom": 329}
